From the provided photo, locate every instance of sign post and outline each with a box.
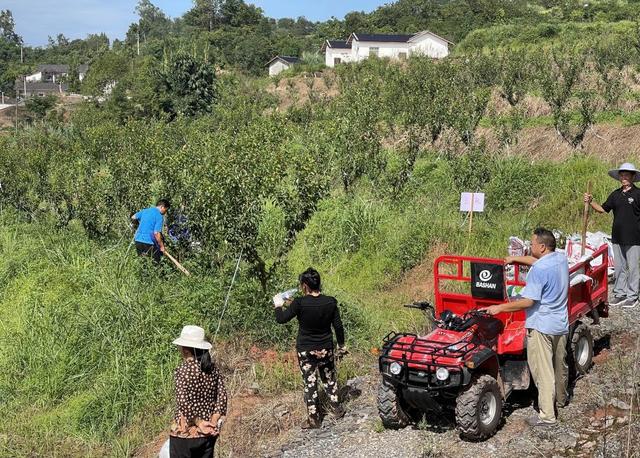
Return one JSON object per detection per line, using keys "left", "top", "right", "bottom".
{"left": 460, "top": 192, "right": 485, "bottom": 233}
{"left": 461, "top": 192, "right": 485, "bottom": 252}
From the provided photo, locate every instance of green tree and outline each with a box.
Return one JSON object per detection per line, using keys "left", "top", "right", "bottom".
{"left": 184, "top": 0, "right": 222, "bottom": 31}
{"left": 82, "top": 51, "right": 129, "bottom": 96}
{"left": 158, "top": 54, "right": 217, "bottom": 118}
{"left": 536, "top": 45, "right": 595, "bottom": 148}
{"left": 136, "top": 0, "right": 173, "bottom": 40}
{"left": 593, "top": 35, "right": 629, "bottom": 108}
{"left": 0, "top": 10, "right": 21, "bottom": 44}
{"left": 25, "top": 95, "right": 57, "bottom": 121}
{"left": 495, "top": 47, "right": 532, "bottom": 107}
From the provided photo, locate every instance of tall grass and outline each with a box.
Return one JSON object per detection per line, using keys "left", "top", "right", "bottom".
{"left": 0, "top": 152, "right": 625, "bottom": 455}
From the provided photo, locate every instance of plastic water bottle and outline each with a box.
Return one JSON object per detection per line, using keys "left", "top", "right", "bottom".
{"left": 280, "top": 288, "right": 298, "bottom": 300}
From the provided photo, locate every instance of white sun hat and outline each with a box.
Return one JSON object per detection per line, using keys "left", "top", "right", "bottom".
{"left": 172, "top": 325, "right": 212, "bottom": 350}
{"left": 608, "top": 162, "right": 640, "bottom": 182}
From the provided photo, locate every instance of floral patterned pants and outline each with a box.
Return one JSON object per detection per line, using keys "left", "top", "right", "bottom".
{"left": 297, "top": 348, "right": 340, "bottom": 420}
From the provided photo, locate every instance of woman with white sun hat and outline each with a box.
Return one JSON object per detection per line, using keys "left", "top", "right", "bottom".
{"left": 168, "top": 325, "right": 228, "bottom": 458}
{"left": 585, "top": 162, "right": 640, "bottom": 308}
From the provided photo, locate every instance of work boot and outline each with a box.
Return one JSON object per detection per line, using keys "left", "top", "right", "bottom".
{"left": 301, "top": 417, "right": 321, "bottom": 430}
{"left": 622, "top": 298, "right": 639, "bottom": 309}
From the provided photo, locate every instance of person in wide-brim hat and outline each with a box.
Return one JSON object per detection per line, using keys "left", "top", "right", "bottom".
{"left": 169, "top": 325, "right": 227, "bottom": 458}
{"left": 585, "top": 162, "right": 640, "bottom": 309}
{"left": 607, "top": 162, "right": 640, "bottom": 182}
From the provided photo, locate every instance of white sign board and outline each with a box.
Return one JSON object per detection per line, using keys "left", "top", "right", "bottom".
{"left": 460, "top": 192, "right": 485, "bottom": 213}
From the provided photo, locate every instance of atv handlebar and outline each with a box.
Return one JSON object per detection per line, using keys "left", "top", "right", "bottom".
{"left": 403, "top": 301, "right": 433, "bottom": 310}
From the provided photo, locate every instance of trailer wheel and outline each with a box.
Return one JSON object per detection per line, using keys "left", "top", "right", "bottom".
{"left": 569, "top": 323, "right": 593, "bottom": 377}
{"left": 377, "top": 381, "right": 412, "bottom": 429}
{"left": 455, "top": 374, "right": 503, "bottom": 440}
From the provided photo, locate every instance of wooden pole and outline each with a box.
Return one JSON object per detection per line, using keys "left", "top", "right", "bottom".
{"left": 468, "top": 192, "right": 475, "bottom": 236}
{"left": 581, "top": 181, "right": 593, "bottom": 257}
{"left": 164, "top": 250, "right": 191, "bottom": 276}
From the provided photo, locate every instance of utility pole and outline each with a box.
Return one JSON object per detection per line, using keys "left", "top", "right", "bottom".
{"left": 1, "top": 92, "right": 4, "bottom": 104}
{"left": 20, "top": 45, "right": 23, "bottom": 63}
{"left": 137, "top": 24, "right": 140, "bottom": 56}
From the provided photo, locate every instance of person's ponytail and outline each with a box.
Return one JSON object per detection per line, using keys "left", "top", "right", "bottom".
{"left": 194, "top": 348, "right": 214, "bottom": 374}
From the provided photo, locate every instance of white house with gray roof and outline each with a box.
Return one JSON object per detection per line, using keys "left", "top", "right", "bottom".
{"left": 320, "top": 40, "right": 353, "bottom": 67}
{"left": 321, "top": 31, "right": 452, "bottom": 68}
{"left": 266, "top": 55, "right": 301, "bottom": 76}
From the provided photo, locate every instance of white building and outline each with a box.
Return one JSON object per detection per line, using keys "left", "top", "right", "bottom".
{"left": 25, "top": 64, "right": 89, "bottom": 83}
{"left": 266, "top": 55, "right": 301, "bottom": 77}
{"left": 320, "top": 40, "right": 353, "bottom": 67}
{"left": 322, "top": 31, "right": 452, "bottom": 68}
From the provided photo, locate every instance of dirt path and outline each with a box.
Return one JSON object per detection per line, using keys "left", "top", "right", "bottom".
{"left": 266, "top": 306, "right": 640, "bottom": 458}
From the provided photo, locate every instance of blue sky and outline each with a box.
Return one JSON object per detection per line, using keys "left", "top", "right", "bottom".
{"left": 6, "top": 0, "right": 388, "bottom": 46}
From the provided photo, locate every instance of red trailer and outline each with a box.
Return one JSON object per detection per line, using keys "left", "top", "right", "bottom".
{"left": 377, "top": 245, "right": 609, "bottom": 440}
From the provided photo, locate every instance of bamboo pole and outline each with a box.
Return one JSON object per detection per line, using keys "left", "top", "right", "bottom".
{"left": 581, "top": 181, "right": 593, "bottom": 257}
{"left": 164, "top": 250, "right": 191, "bottom": 276}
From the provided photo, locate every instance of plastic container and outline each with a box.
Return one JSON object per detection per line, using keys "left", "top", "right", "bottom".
{"left": 280, "top": 288, "right": 298, "bottom": 300}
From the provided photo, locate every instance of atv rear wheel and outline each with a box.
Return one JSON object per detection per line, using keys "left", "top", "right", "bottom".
{"left": 377, "top": 381, "right": 412, "bottom": 429}
{"left": 569, "top": 322, "right": 593, "bottom": 377}
{"left": 455, "top": 374, "right": 503, "bottom": 440}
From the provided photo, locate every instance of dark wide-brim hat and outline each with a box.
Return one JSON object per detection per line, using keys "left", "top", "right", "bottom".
{"left": 608, "top": 162, "right": 640, "bottom": 182}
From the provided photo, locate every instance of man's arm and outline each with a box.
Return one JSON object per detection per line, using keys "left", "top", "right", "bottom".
{"left": 482, "top": 297, "right": 535, "bottom": 315}
{"left": 154, "top": 231, "right": 165, "bottom": 253}
{"left": 154, "top": 213, "right": 165, "bottom": 252}
{"left": 505, "top": 255, "right": 537, "bottom": 266}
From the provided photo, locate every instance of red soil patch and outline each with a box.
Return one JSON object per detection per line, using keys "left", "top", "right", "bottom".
{"left": 592, "top": 348, "right": 611, "bottom": 364}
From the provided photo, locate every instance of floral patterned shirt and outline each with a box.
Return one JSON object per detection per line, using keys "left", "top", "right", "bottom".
{"left": 170, "top": 358, "right": 228, "bottom": 438}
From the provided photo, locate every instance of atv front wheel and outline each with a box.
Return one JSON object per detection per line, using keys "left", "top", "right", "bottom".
{"left": 569, "top": 322, "right": 593, "bottom": 377}
{"left": 377, "top": 381, "right": 412, "bottom": 429}
{"left": 455, "top": 374, "right": 503, "bottom": 440}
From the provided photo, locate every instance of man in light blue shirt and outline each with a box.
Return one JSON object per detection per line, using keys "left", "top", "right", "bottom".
{"left": 483, "top": 228, "right": 569, "bottom": 427}
{"left": 132, "top": 199, "right": 170, "bottom": 263}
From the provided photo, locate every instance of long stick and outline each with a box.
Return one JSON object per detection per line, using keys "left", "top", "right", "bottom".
{"left": 213, "top": 250, "right": 243, "bottom": 343}
{"left": 468, "top": 192, "right": 475, "bottom": 236}
{"left": 581, "top": 181, "right": 593, "bottom": 257}
{"left": 164, "top": 250, "right": 191, "bottom": 276}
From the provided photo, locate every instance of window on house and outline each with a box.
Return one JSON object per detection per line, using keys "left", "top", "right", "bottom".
{"left": 369, "top": 47, "right": 379, "bottom": 57}
{"left": 334, "top": 57, "right": 342, "bottom": 65}
{"left": 399, "top": 52, "right": 407, "bottom": 60}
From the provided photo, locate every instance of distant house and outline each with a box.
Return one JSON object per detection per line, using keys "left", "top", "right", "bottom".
{"left": 25, "top": 64, "right": 89, "bottom": 83}
{"left": 322, "top": 31, "right": 452, "bottom": 68}
{"left": 320, "top": 40, "right": 352, "bottom": 67}
{"left": 17, "top": 64, "right": 89, "bottom": 98}
{"left": 267, "top": 55, "right": 301, "bottom": 77}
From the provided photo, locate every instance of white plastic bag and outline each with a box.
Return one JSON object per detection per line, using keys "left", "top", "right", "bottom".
{"left": 159, "top": 439, "right": 170, "bottom": 458}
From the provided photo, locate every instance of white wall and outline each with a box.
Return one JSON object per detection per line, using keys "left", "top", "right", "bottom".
{"left": 325, "top": 48, "right": 352, "bottom": 67}
{"left": 410, "top": 34, "right": 450, "bottom": 58}
{"left": 352, "top": 41, "right": 412, "bottom": 62}
{"left": 26, "top": 72, "right": 42, "bottom": 82}
{"left": 269, "top": 60, "right": 290, "bottom": 76}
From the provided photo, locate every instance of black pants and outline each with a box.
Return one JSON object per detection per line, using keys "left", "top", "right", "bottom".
{"left": 169, "top": 436, "right": 217, "bottom": 458}
{"left": 135, "top": 241, "right": 162, "bottom": 263}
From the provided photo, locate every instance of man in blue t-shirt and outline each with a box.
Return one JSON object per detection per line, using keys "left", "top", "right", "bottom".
{"left": 132, "top": 199, "right": 170, "bottom": 262}
{"left": 483, "top": 228, "right": 569, "bottom": 427}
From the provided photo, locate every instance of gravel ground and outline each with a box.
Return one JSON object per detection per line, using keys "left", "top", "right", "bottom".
{"left": 266, "top": 303, "right": 640, "bottom": 458}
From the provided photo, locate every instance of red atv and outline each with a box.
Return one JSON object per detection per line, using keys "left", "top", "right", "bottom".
{"left": 377, "top": 246, "right": 609, "bottom": 440}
